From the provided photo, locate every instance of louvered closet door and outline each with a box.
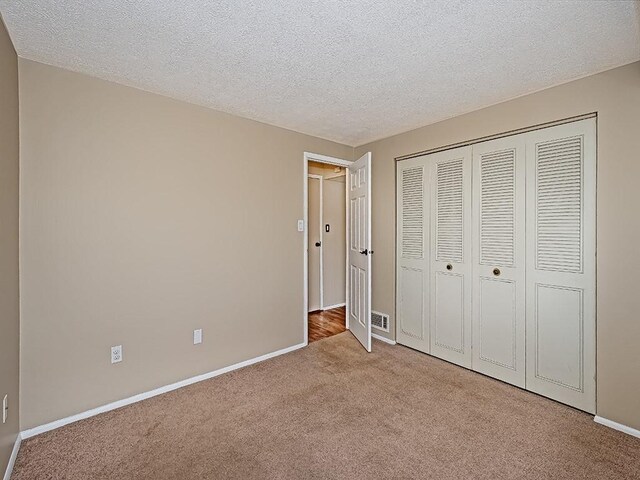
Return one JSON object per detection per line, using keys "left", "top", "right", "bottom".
{"left": 525, "top": 119, "right": 596, "bottom": 413}
{"left": 396, "top": 157, "right": 430, "bottom": 353}
{"left": 429, "top": 147, "right": 472, "bottom": 368}
{"left": 472, "top": 137, "right": 526, "bottom": 387}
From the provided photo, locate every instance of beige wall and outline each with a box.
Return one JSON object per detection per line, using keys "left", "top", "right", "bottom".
{"left": 19, "top": 59, "right": 353, "bottom": 429}
{"left": 356, "top": 61, "right": 640, "bottom": 430}
{"left": 0, "top": 14, "right": 20, "bottom": 474}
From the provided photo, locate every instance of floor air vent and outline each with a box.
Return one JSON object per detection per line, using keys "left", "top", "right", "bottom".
{"left": 372, "top": 311, "right": 389, "bottom": 332}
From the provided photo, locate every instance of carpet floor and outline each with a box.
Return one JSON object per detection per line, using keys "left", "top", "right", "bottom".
{"left": 12, "top": 332, "right": 640, "bottom": 479}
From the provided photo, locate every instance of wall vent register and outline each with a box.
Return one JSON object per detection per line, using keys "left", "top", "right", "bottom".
{"left": 372, "top": 311, "right": 389, "bottom": 332}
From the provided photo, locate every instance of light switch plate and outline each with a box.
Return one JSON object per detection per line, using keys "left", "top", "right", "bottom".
{"left": 297, "top": 219, "right": 304, "bottom": 232}
{"left": 2, "top": 394, "right": 7, "bottom": 424}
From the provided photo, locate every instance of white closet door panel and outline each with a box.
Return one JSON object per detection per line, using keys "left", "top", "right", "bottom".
{"left": 436, "top": 159, "right": 464, "bottom": 263}
{"left": 398, "top": 267, "right": 426, "bottom": 339}
{"left": 429, "top": 146, "right": 472, "bottom": 368}
{"left": 472, "top": 137, "right": 526, "bottom": 387}
{"left": 525, "top": 118, "right": 596, "bottom": 413}
{"left": 400, "top": 166, "right": 425, "bottom": 260}
{"left": 534, "top": 284, "right": 583, "bottom": 390}
{"left": 478, "top": 278, "right": 518, "bottom": 368}
{"left": 434, "top": 271, "right": 465, "bottom": 353}
{"left": 396, "top": 158, "right": 430, "bottom": 352}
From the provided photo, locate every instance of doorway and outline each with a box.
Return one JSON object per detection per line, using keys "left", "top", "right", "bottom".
{"left": 307, "top": 162, "right": 347, "bottom": 342}
{"left": 303, "top": 152, "right": 372, "bottom": 350}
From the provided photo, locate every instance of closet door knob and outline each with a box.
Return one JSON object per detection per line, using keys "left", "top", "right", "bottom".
{"left": 493, "top": 268, "right": 501, "bottom": 276}
{"left": 446, "top": 264, "right": 453, "bottom": 271}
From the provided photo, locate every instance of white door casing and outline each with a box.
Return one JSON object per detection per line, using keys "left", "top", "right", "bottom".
{"left": 472, "top": 136, "right": 526, "bottom": 388}
{"left": 347, "top": 152, "right": 372, "bottom": 352}
{"left": 308, "top": 175, "right": 323, "bottom": 312}
{"left": 525, "top": 118, "right": 596, "bottom": 413}
{"left": 429, "top": 146, "right": 473, "bottom": 368}
{"left": 396, "top": 156, "right": 430, "bottom": 352}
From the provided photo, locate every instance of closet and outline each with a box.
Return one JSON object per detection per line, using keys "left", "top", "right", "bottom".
{"left": 396, "top": 118, "right": 596, "bottom": 413}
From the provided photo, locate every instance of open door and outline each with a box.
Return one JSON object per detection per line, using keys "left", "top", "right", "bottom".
{"left": 347, "top": 152, "right": 372, "bottom": 351}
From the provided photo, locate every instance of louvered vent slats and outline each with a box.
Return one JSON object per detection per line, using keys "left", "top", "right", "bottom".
{"left": 436, "top": 159, "right": 463, "bottom": 262}
{"left": 401, "top": 167, "right": 424, "bottom": 259}
{"left": 480, "top": 149, "right": 515, "bottom": 266}
{"left": 536, "top": 136, "right": 583, "bottom": 273}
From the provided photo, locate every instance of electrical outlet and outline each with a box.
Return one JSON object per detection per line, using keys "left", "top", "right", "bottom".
{"left": 2, "top": 394, "right": 7, "bottom": 424}
{"left": 193, "top": 329, "right": 203, "bottom": 345}
{"left": 111, "top": 345, "right": 123, "bottom": 364}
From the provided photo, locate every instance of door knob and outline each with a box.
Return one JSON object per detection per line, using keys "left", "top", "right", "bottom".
{"left": 446, "top": 264, "right": 453, "bottom": 271}
{"left": 493, "top": 268, "right": 501, "bottom": 276}
{"left": 315, "top": 242, "right": 321, "bottom": 247}
{"left": 360, "top": 249, "right": 368, "bottom": 255}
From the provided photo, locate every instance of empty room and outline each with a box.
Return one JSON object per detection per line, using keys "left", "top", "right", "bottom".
{"left": 1, "top": 1, "right": 640, "bottom": 479}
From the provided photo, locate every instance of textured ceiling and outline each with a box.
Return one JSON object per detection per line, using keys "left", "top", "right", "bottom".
{"left": 1, "top": 1, "right": 639, "bottom": 146}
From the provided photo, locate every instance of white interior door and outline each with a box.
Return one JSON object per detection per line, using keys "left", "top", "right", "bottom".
{"left": 472, "top": 136, "right": 526, "bottom": 387}
{"left": 525, "top": 118, "right": 596, "bottom": 413}
{"left": 308, "top": 175, "right": 322, "bottom": 311}
{"left": 429, "top": 146, "right": 472, "bottom": 368}
{"left": 347, "top": 152, "right": 372, "bottom": 352}
{"left": 396, "top": 156, "right": 430, "bottom": 353}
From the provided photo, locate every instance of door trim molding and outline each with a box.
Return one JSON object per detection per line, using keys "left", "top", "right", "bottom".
{"left": 395, "top": 112, "right": 597, "bottom": 162}
{"left": 594, "top": 416, "right": 640, "bottom": 439}
{"left": 303, "top": 152, "right": 352, "bottom": 345}
{"left": 20, "top": 341, "right": 305, "bottom": 440}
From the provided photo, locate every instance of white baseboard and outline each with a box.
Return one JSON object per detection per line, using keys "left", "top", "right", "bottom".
{"left": 372, "top": 333, "right": 396, "bottom": 345}
{"left": 322, "top": 303, "right": 345, "bottom": 311}
{"left": 3, "top": 433, "right": 21, "bottom": 480}
{"left": 594, "top": 416, "right": 640, "bottom": 439}
{"left": 21, "top": 342, "right": 306, "bottom": 440}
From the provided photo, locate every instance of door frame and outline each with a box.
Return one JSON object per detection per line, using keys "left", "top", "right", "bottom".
{"left": 303, "top": 152, "right": 352, "bottom": 346}
{"left": 308, "top": 173, "right": 324, "bottom": 311}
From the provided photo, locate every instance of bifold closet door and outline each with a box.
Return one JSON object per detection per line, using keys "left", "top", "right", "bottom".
{"left": 396, "top": 157, "right": 430, "bottom": 353}
{"left": 429, "top": 147, "right": 472, "bottom": 368}
{"left": 472, "top": 137, "right": 526, "bottom": 388}
{"left": 525, "top": 119, "right": 596, "bottom": 413}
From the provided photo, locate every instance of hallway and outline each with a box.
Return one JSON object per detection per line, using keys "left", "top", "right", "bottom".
{"left": 308, "top": 306, "right": 346, "bottom": 343}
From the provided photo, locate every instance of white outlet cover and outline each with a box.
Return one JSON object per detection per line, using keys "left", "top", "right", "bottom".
{"left": 111, "top": 345, "right": 123, "bottom": 364}
{"left": 193, "top": 329, "right": 203, "bottom": 345}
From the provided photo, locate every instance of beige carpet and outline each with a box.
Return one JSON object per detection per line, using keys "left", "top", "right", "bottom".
{"left": 12, "top": 332, "right": 640, "bottom": 479}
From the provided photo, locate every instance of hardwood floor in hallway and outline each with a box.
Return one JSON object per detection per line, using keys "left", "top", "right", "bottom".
{"left": 308, "top": 306, "right": 346, "bottom": 343}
